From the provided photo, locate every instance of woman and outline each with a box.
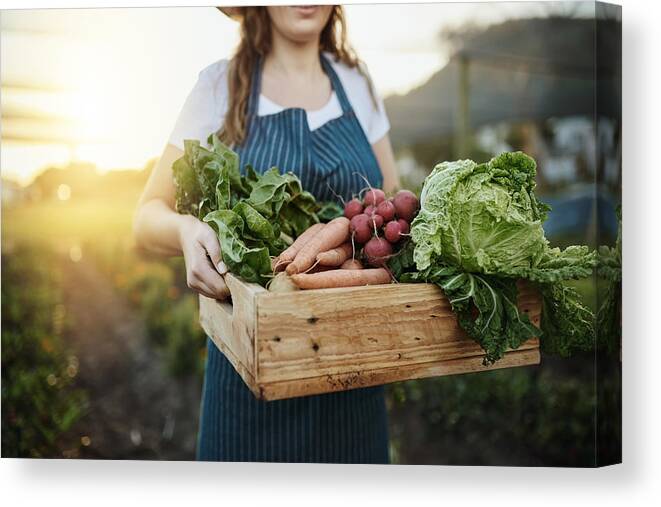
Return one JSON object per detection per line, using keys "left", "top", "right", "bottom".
{"left": 134, "top": 5, "right": 399, "bottom": 463}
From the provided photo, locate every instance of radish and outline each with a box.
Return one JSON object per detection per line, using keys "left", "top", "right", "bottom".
{"left": 392, "top": 190, "right": 419, "bottom": 222}
{"left": 376, "top": 200, "right": 396, "bottom": 222}
{"left": 363, "top": 188, "right": 386, "bottom": 207}
{"left": 350, "top": 213, "right": 372, "bottom": 244}
{"left": 364, "top": 204, "right": 376, "bottom": 216}
{"left": 344, "top": 198, "right": 363, "bottom": 219}
{"left": 371, "top": 214, "right": 384, "bottom": 229}
{"left": 363, "top": 237, "right": 393, "bottom": 267}
{"left": 384, "top": 220, "right": 403, "bottom": 243}
{"left": 397, "top": 218, "right": 410, "bottom": 235}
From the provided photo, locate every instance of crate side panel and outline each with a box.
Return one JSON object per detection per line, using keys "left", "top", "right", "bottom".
{"left": 256, "top": 282, "right": 541, "bottom": 383}
{"left": 199, "top": 285, "right": 256, "bottom": 372}
{"left": 199, "top": 296, "right": 259, "bottom": 397}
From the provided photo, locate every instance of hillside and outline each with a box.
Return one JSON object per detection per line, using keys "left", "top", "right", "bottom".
{"left": 384, "top": 15, "right": 621, "bottom": 148}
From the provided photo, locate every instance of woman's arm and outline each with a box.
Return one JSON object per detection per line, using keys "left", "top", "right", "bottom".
{"left": 372, "top": 134, "right": 401, "bottom": 193}
{"left": 133, "top": 143, "right": 230, "bottom": 300}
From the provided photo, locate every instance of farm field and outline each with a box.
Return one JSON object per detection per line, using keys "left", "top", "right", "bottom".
{"left": 2, "top": 192, "right": 620, "bottom": 464}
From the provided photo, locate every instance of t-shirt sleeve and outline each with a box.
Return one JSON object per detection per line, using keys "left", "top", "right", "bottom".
{"left": 168, "top": 62, "right": 228, "bottom": 150}
{"left": 367, "top": 88, "right": 391, "bottom": 144}
{"left": 352, "top": 60, "right": 390, "bottom": 144}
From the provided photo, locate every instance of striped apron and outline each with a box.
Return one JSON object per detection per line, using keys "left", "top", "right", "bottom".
{"left": 197, "top": 54, "right": 389, "bottom": 463}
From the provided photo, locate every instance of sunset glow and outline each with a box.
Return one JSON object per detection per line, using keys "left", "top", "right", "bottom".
{"left": 1, "top": 3, "right": 583, "bottom": 185}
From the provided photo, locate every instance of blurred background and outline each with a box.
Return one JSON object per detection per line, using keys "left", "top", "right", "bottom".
{"left": 1, "top": 2, "right": 621, "bottom": 464}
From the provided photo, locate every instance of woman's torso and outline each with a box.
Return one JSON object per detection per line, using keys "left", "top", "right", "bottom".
{"left": 195, "top": 54, "right": 389, "bottom": 463}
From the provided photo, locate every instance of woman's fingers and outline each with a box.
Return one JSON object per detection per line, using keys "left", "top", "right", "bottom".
{"left": 199, "top": 224, "right": 226, "bottom": 274}
{"left": 187, "top": 243, "right": 231, "bottom": 300}
{"left": 187, "top": 279, "right": 219, "bottom": 300}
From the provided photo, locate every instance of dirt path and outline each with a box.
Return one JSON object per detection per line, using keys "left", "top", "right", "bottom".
{"left": 59, "top": 255, "right": 202, "bottom": 460}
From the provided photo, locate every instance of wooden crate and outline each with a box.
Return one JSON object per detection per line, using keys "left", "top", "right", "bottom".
{"left": 199, "top": 274, "right": 541, "bottom": 401}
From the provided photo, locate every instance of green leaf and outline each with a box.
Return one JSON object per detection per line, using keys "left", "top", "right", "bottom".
{"left": 172, "top": 155, "right": 201, "bottom": 216}
{"left": 509, "top": 246, "right": 598, "bottom": 283}
{"left": 203, "top": 210, "right": 271, "bottom": 284}
{"left": 596, "top": 206, "right": 622, "bottom": 354}
{"left": 215, "top": 163, "right": 232, "bottom": 210}
{"left": 232, "top": 201, "right": 275, "bottom": 241}
{"left": 317, "top": 201, "right": 344, "bottom": 222}
{"left": 209, "top": 134, "right": 248, "bottom": 197}
{"left": 538, "top": 283, "right": 594, "bottom": 357}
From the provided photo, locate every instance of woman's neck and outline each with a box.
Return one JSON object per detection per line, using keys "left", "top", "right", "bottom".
{"left": 264, "top": 31, "right": 323, "bottom": 80}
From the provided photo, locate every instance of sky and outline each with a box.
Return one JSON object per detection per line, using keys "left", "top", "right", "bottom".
{"left": 0, "top": 2, "right": 590, "bottom": 185}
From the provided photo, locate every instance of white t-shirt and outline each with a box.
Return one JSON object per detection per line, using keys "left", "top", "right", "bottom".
{"left": 168, "top": 54, "right": 390, "bottom": 150}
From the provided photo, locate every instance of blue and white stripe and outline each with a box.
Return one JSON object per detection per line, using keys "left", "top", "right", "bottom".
{"left": 196, "top": 53, "right": 388, "bottom": 464}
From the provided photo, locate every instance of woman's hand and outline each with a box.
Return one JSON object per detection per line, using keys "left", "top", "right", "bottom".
{"left": 179, "top": 215, "right": 231, "bottom": 300}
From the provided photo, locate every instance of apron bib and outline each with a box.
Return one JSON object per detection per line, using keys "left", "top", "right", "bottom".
{"left": 197, "top": 54, "right": 389, "bottom": 463}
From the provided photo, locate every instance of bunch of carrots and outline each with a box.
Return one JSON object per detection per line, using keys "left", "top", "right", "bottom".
{"left": 269, "top": 188, "right": 419, "bottom": 291}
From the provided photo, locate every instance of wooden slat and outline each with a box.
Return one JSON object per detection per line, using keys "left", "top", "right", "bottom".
{"left": 258, "top": 348, "right": 541, "bottom": 401}
{"left": 257, "top": 339, "right": 539, "bottom": 383}
{"left": 255, "top": 282, "right": 541, "bottom": 383}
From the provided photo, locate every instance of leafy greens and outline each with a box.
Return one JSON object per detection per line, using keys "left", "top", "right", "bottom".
{"left": 394, "top": 152, "right": 597, "bottom": 364}
{"left": 596, "top": 207, "right": 622, "bottom": 355}
{"left": 173, "top": 135, "right": 328, "bottom": 285}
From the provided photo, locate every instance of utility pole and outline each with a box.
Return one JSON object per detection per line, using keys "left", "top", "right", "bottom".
{"left": 453, "top": 52, "right": 471, "bottom": 158}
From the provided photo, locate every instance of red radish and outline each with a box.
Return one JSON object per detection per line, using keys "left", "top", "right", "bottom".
{"left": 384, "top": 220, "right": 403, "bottom": 243}
{"left": 363, "top": 237, "right": 393, "bottom": 267}
{"left": 392, "top": 190, "right": 419, "bottom": 222}
{"left": 371, "top": 214, "right": 384, "bottom": 229}
{"left": 363, "top": 188, "right": 386, "bottom": 207}
{"left": 344, "top": 198, "right": 363, "bottom": 219}
{"left": 397, "top": 218, "right": 410, "bottom": 235}
{"left": 364, "top": 204, "right": 376, "bottom": 216}
{"left": 376, "top": 200, "right": 396, "bottom": 222}
{"left": 350, "top": 213, "right": 372, "bottom": 244}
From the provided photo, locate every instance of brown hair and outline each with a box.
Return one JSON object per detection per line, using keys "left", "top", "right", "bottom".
{"left": 219, "top": 5, "right": 375, "bottom": 146}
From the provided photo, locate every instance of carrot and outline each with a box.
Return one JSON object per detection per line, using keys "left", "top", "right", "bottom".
{"left": 340, "top": 258, "right": 363, "bottom": 270}
{"left": 308, "top": 264, "right": 336, "bottom": 274}
{"left": 290, "top": 268, "right": 391, "bottom": 289}
{"left": 286, "top": 217, "right": 350, "bottom": 275}
{"left": 273, "top": 222, "right": 325, "bottom": 272}
{"left": 316, "top": 242, "right": 353, "bottom": 267}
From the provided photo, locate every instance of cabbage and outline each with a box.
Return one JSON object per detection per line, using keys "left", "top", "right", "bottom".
{"left": 399, "top": 152, "right": 597, "bottom": 364}
{"left": 414, "top": 152, "right": 582, "bottom": 275}
{"left": 411, "top": 152, "right": 596, "bottom": 281}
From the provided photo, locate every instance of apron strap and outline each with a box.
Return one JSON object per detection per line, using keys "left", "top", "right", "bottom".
{"left": 320, "top": 54, "right": 353, "bottom": 115}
